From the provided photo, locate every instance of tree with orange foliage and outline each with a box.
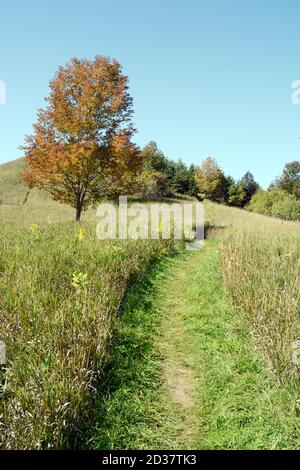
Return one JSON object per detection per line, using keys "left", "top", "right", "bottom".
{"left": 21, "top": 56, "right": 142, "bottom": 220}
{"left": 195, "top": 157, "right": 228, "bottom": 202}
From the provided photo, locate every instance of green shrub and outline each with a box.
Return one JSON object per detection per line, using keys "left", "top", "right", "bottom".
{"left": 248, "top": 188, "right": 300, "bottom": 221}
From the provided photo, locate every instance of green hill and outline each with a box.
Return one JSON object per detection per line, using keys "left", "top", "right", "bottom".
{"left": 0, "top": 158, "right": 49, "bottom": 205}
{"left": 0, "top": 158, "right": 28, "bottom": 205}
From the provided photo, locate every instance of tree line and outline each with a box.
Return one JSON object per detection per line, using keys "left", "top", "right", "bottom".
{"left": 138, "top": 144, "right": 259, "bottom": 208}
{"left": 140, "top": 145, "right": 300, "bottom": 222}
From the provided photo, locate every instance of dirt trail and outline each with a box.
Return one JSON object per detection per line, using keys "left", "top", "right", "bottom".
{"left": 155, "top": 250, "right": 204, "bottom": 448}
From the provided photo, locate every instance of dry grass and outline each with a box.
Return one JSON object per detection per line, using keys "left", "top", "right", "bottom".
{"left": 0, "top": 201, "right": 178, "bottom": 449}
{"left": 205, "top": 201, "right": 300, "bottom": 391}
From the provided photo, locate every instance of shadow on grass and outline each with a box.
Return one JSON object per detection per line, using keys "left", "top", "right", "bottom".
{"left": 204, "top": 222, "right": 227, "bottom": 238}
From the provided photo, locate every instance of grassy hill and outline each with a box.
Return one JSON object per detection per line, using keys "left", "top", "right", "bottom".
{"left": 0, "top": 158, "right": 29, "bottom": 205}
{"left": 0, "top": 158, "right": 50, "bottom": 205}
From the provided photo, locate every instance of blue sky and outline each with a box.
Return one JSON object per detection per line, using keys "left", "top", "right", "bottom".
{"left": 0, "top": 0, "right": 299, "bottom": 187}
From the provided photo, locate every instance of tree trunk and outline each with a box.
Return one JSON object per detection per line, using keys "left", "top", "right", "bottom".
{"left": 76, "top": 204, "right": 82, "bottom": 221}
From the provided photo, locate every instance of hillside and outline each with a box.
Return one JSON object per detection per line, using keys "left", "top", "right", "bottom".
{"left": 0, "top": 158, "right": 28, "bottom": 205}
{"left": 0, "top": 158, "right": 49, "bottom": 205}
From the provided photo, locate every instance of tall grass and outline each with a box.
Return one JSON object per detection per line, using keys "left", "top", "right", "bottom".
{"left": 206, "top": 202, "right": 300, "bottom": 392}
{"left": 1, "top": 196, "right": 299, "bottom": 448}
{"left": 0, "top": 202, "right": 178, "bottom": 449}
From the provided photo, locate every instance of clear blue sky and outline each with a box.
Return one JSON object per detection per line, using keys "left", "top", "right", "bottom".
{"left": 0, "top": 0, "right": 299, "bottom": 187}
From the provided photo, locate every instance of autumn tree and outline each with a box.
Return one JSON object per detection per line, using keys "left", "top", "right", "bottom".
{"left": 195, "top": 157, "right": 228, "bottom": 202}
{"left": 21, "top": 56, "right": 142, "bottom": 220}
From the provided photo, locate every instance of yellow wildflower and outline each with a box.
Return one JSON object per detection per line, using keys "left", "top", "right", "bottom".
{"left": 78, "top": 228, "right": 85, "bottom": 241}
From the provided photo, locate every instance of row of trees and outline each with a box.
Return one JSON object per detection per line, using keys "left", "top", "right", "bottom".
{"left": 194, "top": 157, "right": 259, "bottom": 207}
{"left": 139, "top": 144, "right": 300, "bottom": 222}
{"left": 194, "top": 157, "right": 300, "bottom": 220}
{"left": 138, "top": 147, "right": 259, "bottom": 208}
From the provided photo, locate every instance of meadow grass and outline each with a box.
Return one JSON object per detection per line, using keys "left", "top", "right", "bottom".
{"left": 205, "top": 202, "right": 300, "bottom": 393}
{"left": 0, "top": 201, "right": 178, "bottom": 449}
{"left": 82, "top": 253, "right": 187, "bottom": 450}
{"left": 186, "top": 241, "right": 299, "bottom": 449}
{"left": 85, "top": 240, "right": 300, "bottom": 449}
{"left": 1, "top": 180, "right": 300, "bottom": 449}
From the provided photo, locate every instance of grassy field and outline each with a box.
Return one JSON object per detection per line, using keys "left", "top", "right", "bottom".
{"left": 205, "top": 202, "right": 300, "bottom": 393}
{"left": 81, "top": 241, "right": 300, "bottom": 450}
{"left": 0, "top": 197, "right": 178, "bottom": 449}
{"left": 1, "top": 158, "right": 300, "bottom": 449}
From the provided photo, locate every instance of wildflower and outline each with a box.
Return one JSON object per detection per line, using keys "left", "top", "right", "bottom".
{"left": 78, "top": 228, "right": 85, "bottom": 241}
{"left": 29, "top": 223, "right": 39, "bottom": 232}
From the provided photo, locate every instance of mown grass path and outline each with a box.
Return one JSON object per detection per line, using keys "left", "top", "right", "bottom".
{"left": 86, "top": 240, "right": 298, "bottom": 450}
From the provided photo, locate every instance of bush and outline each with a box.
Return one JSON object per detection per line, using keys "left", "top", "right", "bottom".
{"left": 248, "top": 188, "right": 300, "bottom": 221}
